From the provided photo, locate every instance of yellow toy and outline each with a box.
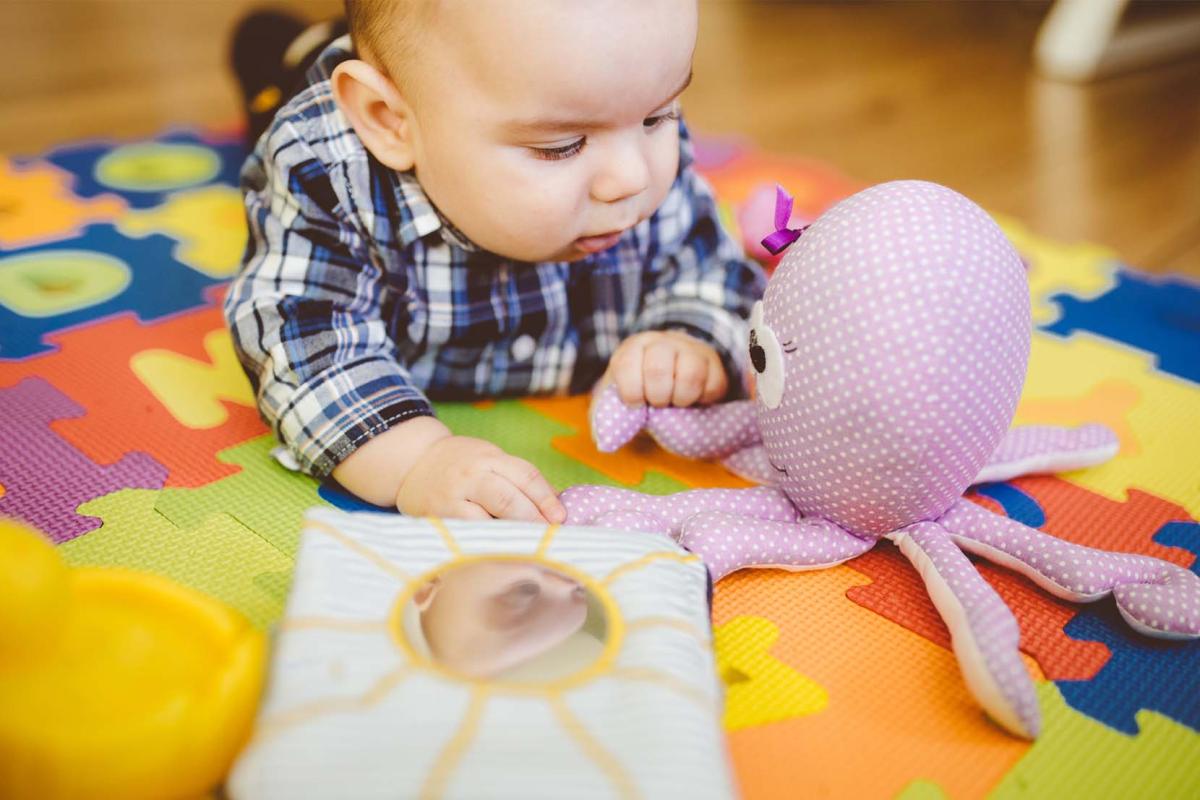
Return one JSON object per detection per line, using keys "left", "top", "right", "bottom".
{"left": 0, "top": 519, "right": 265, "bottom": 799}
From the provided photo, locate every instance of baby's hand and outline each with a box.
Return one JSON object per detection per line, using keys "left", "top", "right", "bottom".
{"left": 396, "top": 435, "right": 567, "bottom": 524}
{"left": 606, "top": 330, "right": 726, "bottom": 408}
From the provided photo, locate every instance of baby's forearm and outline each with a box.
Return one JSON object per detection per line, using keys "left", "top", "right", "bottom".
{"left": 330, "top": 416, "right": 451, "bottom": 507}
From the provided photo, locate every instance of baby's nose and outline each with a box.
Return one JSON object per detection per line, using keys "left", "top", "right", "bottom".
{"left": 591, "top": 140, "right": 650, "bottom": 204}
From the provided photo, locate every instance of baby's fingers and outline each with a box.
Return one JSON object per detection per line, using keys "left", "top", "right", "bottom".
{"left": 610, "top": 341, "right": 648, "bottom": 406}
{"left": 699, "top": 356, "right": 728, "bottom": 404}
{"left": 642, "top": 339, "right": 678, "bottom": 408}
{"left": 491, "top": 457, "right": 567, "bottom": 524}
{"left": 469, "top": 472, "right": 545, "bottom": 522}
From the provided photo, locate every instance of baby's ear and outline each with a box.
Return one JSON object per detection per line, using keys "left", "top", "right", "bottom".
{"left": 413, "top": 577, "right": 441, "bottom": 612}
{"left": 331, "top": 59, "right": 417, "bottom": 172}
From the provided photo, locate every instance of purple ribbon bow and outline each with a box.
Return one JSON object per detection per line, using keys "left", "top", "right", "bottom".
{"left": 760, "top": 184, "right": 810, "bottom": 255}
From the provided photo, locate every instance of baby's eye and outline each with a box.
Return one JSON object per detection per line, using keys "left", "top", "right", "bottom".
{"left": 499, "top": 580, "right": 541, "bottom": 608}
{"left": 643, "top": 109, "right": 680, "bottom": 131}
{"left": 531, "top": 138, "right": 586, "bottom": 161}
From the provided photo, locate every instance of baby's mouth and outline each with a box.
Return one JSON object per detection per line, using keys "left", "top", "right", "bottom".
{"left": 574, "top": 230, "right": 624, "bottom": 254}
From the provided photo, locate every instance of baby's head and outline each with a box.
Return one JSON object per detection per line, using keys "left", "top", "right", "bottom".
{"left": 412, "top": 559, "right": 590, "bottom": 678}
{"left": 333, "top": 0, "right": 697, "bottom": 262}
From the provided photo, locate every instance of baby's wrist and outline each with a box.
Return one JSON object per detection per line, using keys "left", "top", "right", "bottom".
{"left": 331, "top": 416, "right": 451, "bottom": 507}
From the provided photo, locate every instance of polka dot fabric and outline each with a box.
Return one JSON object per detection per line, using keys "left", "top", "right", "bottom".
{"left": 561, "top": 181, "right": 1200, "bottom": 739}
{"left": 893, "top": 522, "right": 1040, "bottom": 737}
{"left": 758, "top": 181, "right": 1030, "bottom": 534}
{"left": 941, "top": 499, "right": 1200, "bottom": 638}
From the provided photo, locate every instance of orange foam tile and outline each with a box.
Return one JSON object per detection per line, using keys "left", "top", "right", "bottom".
{"left": 521, "top": 395, "right": 753, "bottom": 490}
{"left": 713, "top": 567, "right": 1035, "bottom": 799}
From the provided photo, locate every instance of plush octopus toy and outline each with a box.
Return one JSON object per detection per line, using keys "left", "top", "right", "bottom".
{"left": 560, "top": 181, "right": 1200, "bottom": 738}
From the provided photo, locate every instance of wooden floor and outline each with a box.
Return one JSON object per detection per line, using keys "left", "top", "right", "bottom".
{"left": 3, "top": 1, "right": 1198, "bottom": 274}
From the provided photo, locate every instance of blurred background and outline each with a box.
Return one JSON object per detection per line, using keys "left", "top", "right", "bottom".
{"left": 2, "top": 0, "right": 1198, "bottom": 274}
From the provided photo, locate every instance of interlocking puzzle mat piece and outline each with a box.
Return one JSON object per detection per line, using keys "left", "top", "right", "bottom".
{"left": 894, "top": 781, "right": 948, "bottom": 800}
{"left": 994, "top": 215, "right": 1119, "bottom": 326}
{"left": 972, "top": 482, "right": 1046, "bottom": 527}
{"left": 62, "top": 489, "right": 292, "bottom": 631}
{"left": 117, "top": 184, "right": 248, "bottom": 278}
{"left": 0, "top": 158, "right": 125, "bottom": 249}
{"left": 318, "top": 479, "right": 393, "bottom": 512}
{"left": 156, "top": 435, "right": 328, "bottom": 558}
{"left": 1016, "top": 331, "right": 1200, "bottom": 519}
{"left": 0, "top": 225, "right": 221, "bottom": 359}
{"left": 713, "top": 567, "right": 1034, "bottom": 799}
{"left": 1044, "top": 270, "right": 1200, "bottom": 384}
{"left": 0, "top": 377, "right": 166, "bottom": 544}
{"left": 992, "top": 683, "right": 1200, "bottom": 798}
{"left": 1000, "top": 478, "right": 1196, "bottom": 568}
{"left": 1054, "top": 519, "right": 1199, "bottom": 736}
{"left": 1059, "top": 597, "right": 1199, "bottom": 736}
{"left": 714, "top": 615, "right": 828, "bottom": 731}
{"left": 130, "top": 327, "right": 256, "bottom": 430}
{"left": 41, "top": 131, "right": 244, "bottom": 209}
{"left": 1015, "top": 378, "right": 1141, "bottom": 457}
{"left": 844, "top": 541, "right": 1110, "bottom": 682}
{"left": 0, "top": 299, "right": 266, "bottom": 488}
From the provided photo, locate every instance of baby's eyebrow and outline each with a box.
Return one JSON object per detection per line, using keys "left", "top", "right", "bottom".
{"left": 503, "top": 69, "right": 693, "bottom": 136}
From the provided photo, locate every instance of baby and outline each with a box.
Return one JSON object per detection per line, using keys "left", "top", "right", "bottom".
{"left": 226, "top": 0, "right": 765, "bottom": 522}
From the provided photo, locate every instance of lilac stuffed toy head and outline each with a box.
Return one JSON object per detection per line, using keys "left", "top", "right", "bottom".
{"left": 751, "top": 181, "right": 1031, "bottom": 534}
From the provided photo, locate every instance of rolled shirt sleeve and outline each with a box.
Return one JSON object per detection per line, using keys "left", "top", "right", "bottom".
{"left": 224, "top": 121, "right": 435, "bottom": 478}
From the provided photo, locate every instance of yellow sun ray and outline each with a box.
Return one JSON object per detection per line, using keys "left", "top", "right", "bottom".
{"left": 420, "top": 686, "right": 490, "bottom": 800}
{"left": 602, "top": 551, "right": 699, "bottom": 587}
{"left": 307, "top": 519, "right": 411, "bottom": 583}
{"left": 608, "top": 667, "right": 713, "bottom": 712}
{"left": 251, "top": 664, "right": 411, "bottom": 744}
{"left": 549, "top": 693, "right": 641, "bottom": 800}
{"left": 624, "top": 616, "right": 710, "bottom": 647}
{"left": 279, "top": 616, "right": 391, "bottom": 634}
{"left": 428, "top": 517, "right": 464, "bottom": 557}
{"left": 533, "top": 522, "right": 561, "bottom": 557}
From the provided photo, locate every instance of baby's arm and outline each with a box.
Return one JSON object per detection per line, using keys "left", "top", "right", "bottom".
{"left": 333, "top": 419, "right": 564, "bottom": 522}
{"left": 628, "top": 120, "right": 767, "bottom": 403}
{"left": 225, "top": 122, "right": 563, "bottom": 522}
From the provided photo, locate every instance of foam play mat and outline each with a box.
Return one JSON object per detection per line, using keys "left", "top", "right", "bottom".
{"left": 1, "top": 126, "right": 1197, "bottom": 798}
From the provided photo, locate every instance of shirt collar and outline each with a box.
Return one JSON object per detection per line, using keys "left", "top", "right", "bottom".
{"left": 393, "top": 169, "right": 479, "bottom": 253}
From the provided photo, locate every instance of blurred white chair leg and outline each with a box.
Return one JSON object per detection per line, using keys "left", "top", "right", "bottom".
{"left": 1036, "top": 0, "right": 1200, "bottom": 81}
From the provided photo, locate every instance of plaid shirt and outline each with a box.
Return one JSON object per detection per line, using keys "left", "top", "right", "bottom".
{"left": 225, "top": 36, "right": 766, "bottom": 478}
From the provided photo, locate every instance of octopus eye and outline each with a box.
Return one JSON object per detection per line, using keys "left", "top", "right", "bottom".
{"left": 748, "top": 301, "right": 785, "bottom": 409}
{"left": 749, "top": 331, "right": 767, "bottom": 373}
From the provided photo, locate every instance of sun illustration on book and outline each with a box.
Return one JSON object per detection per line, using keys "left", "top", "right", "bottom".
{"left": 236, "top": 514, "right": 723, "bottom": 800}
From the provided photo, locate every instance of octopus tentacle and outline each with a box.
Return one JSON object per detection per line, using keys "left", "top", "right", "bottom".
{"left": 890, "top": 522, "right": 1040, "bottom": 738}
{"left": 974, "top": 424, "right": 1119, "bottom": 484}
{"left": 938, "top": 498, "right": 1200, "bottom": 640}
{"left": 560, "top": 485, "right": 795, "bottom": 538}
{"left": 677, "top": 512, "right": 875, "bottom": 581}
{"left": 590, "top": 384, "right": 761, "bottom": 457}
{"left": 718, "top": 444, "right": 782, "bottom": 486}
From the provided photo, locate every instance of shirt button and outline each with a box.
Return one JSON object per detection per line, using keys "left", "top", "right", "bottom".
{"left": 510, "top": 334, "right": 537, "bottom": 362}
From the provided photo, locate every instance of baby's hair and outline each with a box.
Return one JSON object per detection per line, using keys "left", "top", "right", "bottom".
{"left": 344, "top": 0, "right": 435, "bottom": 91}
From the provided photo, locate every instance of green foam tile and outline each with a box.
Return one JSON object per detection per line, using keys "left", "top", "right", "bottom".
{"left": 991, "top": 683, "right": 1200, "bottom": 798}
{"left": 64, "top": 488, "right": 293, "bottom": 630}
{"left": 155, "top": 434, "right": 327, "bottom": 558}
